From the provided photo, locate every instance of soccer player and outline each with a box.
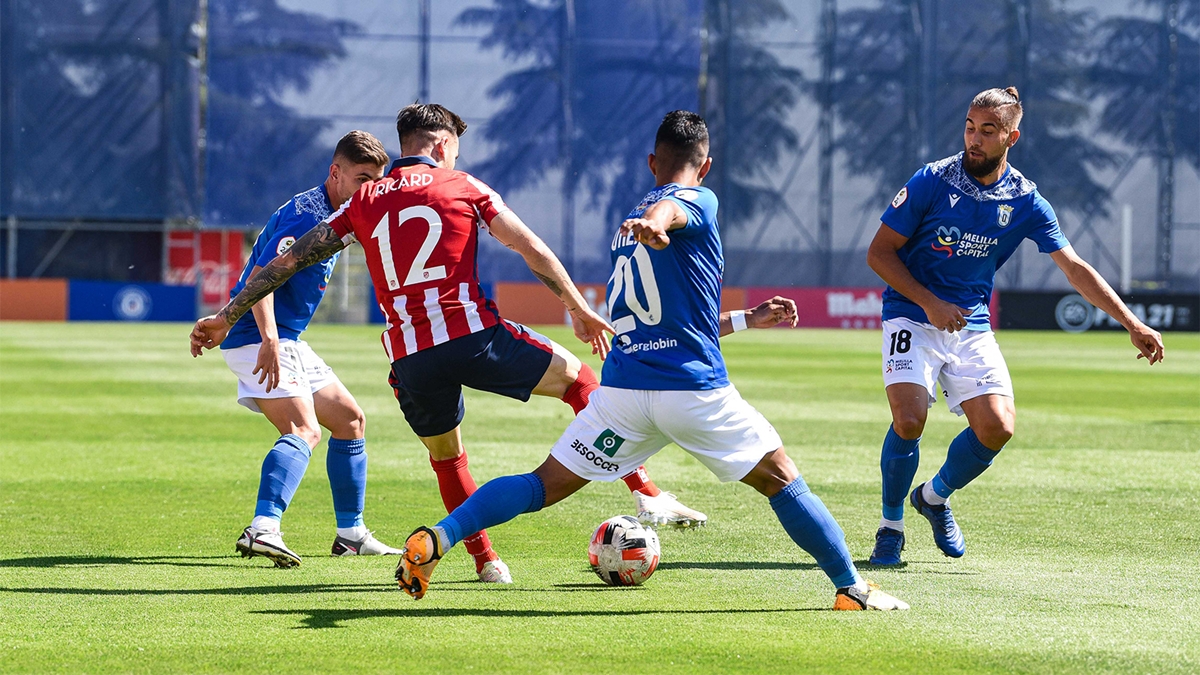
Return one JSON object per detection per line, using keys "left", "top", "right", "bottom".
{"left": 195, "top": 130, "right": 401, "bottom": 567}
{"left": 191, "top": 103, "right": 705, "bottom": 584}
{"left": 394, "top": 111, "right": 909, "bottom": 611}
{"left": 865, "top": 87, "right": 1165, "bottom": 565}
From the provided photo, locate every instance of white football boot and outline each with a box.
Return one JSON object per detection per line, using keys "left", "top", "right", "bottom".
{"left": 478, "top": 559, "right": 513, "bottom": 583}
{"left": 331, "top": 531, "right": 402, "bottom": 556}
{"left": 634, "top": 490, "right": 708, "bottom": 529}
{"left": 832, "top": 581, "right": 910, "bottom": 611}
{"left": 236, "top": 526, "right": 302, "bottom": 568}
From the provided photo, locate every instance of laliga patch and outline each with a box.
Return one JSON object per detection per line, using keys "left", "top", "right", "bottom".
{"left": 673, "top": 189, "right": 699, "bottom": 202}
{"left": 891, "top": 187, "right": 908, "bottom": 208}
{"left": 277, "top": 236, "right": 296, "bottom": 255}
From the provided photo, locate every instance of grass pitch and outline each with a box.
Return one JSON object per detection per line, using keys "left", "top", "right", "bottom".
{"left": 0, "top": 322, "right": 1197, "bottom": 674}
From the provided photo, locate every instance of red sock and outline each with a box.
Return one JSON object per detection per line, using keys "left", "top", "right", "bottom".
{"left": 561, "top": 363, "right": 599, "bottom": 415}
{"left": 429, "top": 451, "right": 498, "bottom": 572}
{"left": 622, "top": 465, "right": 662, "bottom": 497}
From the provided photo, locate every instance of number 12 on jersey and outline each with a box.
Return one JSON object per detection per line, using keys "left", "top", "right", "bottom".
{"left": 371, "top": 205, "right": 447, "bottom": 290}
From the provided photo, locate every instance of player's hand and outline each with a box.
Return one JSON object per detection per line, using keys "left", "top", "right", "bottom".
{"left": 620, "top": 217, "right": 671, "bottom": 250}
{"left": 571, "top": 307, "right": 615, "bottom": 361}
{"left": 190, "top": 315, "right": 232, "bottom": 356}
{"left": 253, "top": 339, "right": 282, "bottom": 392}
{"left": 923, "top": 299, "right": 971, "bottom": 333}
{"left": 746, "top": 296, "right": 798, "bottom": 329}
{"left": 1129, "top": 322, "right": 1165, "bottom": 365}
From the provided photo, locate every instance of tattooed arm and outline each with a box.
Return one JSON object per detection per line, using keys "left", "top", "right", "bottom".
{"left": 487, "top": 210, "right": 614, "bottom": 358}
{"left": 190, "top": 222, "right": 346, "bottom": 356}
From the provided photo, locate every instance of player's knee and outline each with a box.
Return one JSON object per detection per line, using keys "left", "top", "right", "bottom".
{"left": 742, "top": 448, "right": 799, "bottom": 497}
{"left": 892, "top": 414, "right": 926, "bottom": 440}
{"left": 344, "top": 406, "right": 366, "bottom": 438}
{"left": 551, "top": 349, "right": 581, "bottom": 387}
{"left": 294, "top": 426, "right": 322, "bottom": 450}
{"left": 979, "top": 418, "right": 1014, "bottom": 449}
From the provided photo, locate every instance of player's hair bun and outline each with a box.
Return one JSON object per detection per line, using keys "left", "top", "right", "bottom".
{"left": 1004, "top": 86, "right": 1020, "bottom": 102}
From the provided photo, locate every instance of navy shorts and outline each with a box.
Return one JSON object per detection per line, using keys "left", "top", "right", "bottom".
{"left": 388, "top": 321, "right": 556, "bottom": 437}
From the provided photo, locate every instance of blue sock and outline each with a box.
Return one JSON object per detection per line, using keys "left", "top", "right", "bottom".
{"left": 254, "top": 434, "right": 312, "bottom": 520}
{"left": 326, "top": 437, "right": 367, "bottom": 528}
{"left": 880, "top": 425, "right": 920, "bottom": 522}
{"left": 769, "top": 477, "right": 862, "bottom": 589}
{"left": 437, "top": 473, "right": 546, "bottom": 550}
{"left": 931, "top": 428, "right": 1002, "bottom": 499}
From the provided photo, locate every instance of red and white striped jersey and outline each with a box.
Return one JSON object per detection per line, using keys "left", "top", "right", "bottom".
{"left": 325, "top": 156, "right": 508, "bottom": 361}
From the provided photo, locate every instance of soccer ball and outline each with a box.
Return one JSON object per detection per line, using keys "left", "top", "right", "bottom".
{"left": 588, "top": 515, "right": 661, "bottom": 586}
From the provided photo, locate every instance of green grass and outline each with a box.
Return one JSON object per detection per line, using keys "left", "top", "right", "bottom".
{"left": 1, "top": 322, "right": 1197, "bottom": 674}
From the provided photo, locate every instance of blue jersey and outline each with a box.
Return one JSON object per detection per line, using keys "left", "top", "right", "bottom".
{"left": 601, "top": 184, "right": 728, "bottom": 391}
{"left": 222, "top": 185, "right": 340, "bottom": 350}
{"left": 880, "top": 153, "right": 1069, "bottom": 329}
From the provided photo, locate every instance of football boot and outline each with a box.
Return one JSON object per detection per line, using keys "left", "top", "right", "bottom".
{"left": 236, "top": 526, "right": 301, "bottom": 568}
{"left": 634, "top": 491, "right": 708, "bottom": 529}
{"left": 833, "top": 580, "right": 910, "bottom": 611}
{"left": 868, "top": 526, "right": 905, "bottom": 566}
{"left": 396, "top": 526, "right": 443, "bottom": 599}
{"left": 910, "top": 483, "right": 965, "bottom": 558}
{"left": 331, "top": 531, "right": 402, "bottom": 556}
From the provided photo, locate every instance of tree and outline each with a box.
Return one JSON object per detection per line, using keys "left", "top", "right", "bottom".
{"left": 832, "top": 0, "right": 1117, "bottom": 215}
{"left": 1089, "top": 0, "right": 1199, "bottom": 281}
{"left": 1090, "top": 0, "right": 1199, "bottom": 170}
{"left": 456, "top": 0, "right": 801, "bottom": 274}
{"left": 204, "top": 0, "right": 358, "bottom": 226}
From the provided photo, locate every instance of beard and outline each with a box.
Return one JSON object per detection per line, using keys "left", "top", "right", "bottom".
{"left": 962, "top": 146, "right": 1003, "bottom": 178}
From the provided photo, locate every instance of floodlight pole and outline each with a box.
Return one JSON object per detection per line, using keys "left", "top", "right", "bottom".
{"left": 1005, "top": 0, "right": 1031, "bottom": 288}
{"left": 419, "top": 0, "right": 431, "bottom": 102}
{"left": 817, "top": 0, "right": 836, "bottom": 286}
{"left": 1156, "top": 1, "right": 1178, "bottom": 284}
{"left": 560, "top": 0, "right": 576, "bottom": 276}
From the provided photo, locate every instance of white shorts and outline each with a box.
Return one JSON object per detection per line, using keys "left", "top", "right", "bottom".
{"left": 222, "top": 339, "right": 339, "bottom": 413}
{"left": 549, "top": 385, "right": 783, "bottom": 483}
{"left": 881, "top": 317, "right": 1013, "bottom": 415}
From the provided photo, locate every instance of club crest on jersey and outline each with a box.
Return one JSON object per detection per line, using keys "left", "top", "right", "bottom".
{"left": 932, "top": 226, "right": 960, "bottom": 257}
{"left": 277, "top": 237, "right": 296, "bottom": 255}
{"left": 892, "top": 187, "right": 908, "bottom": 208}
{"left": 997, "top": 204, "right": 1014, "bottom": 228}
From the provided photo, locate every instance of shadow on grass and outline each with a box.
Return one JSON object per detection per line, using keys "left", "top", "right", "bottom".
{"left": 0, "top": 555, "right": 234, "bottom": 569}
{"left": 253, "top": 605, "right": 826, "bottom": 629}
{"left": 0, "top": 583, "right": 391, "bottom": 596}
{"left": 656, "top": 560, "right": 819, "bottom": 571}
{"left": 853, "top": 559, "right": 979, "bottom": 575}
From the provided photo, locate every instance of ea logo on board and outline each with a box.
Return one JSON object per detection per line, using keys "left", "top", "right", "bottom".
{"left": 114, "top": 286, "right": 152, "bottom": 321}
{"left": 1054, "top": 294, "right": 1093, "bottom": 333}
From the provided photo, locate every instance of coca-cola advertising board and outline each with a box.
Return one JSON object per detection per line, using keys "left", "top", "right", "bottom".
{"left": 165, "top": 231, "right": 244, "bottom": 312}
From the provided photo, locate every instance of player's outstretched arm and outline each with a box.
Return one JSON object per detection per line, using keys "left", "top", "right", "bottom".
{"left": 867, "top": 223, "right": 970, "bottom": 332}
{"left": 1050, "top": 246, "right": 1164, "bottom": 364}
{"left": 619, "top": 199, "right": 688, "bottom": 251}
{"left": 190, "top": 223, "right": 346, "bottom": 357}
{"left": 245, "top": 267, "right": 282, "bottom": 392}
{"left": 719, "top": 296, "right": 798, "bottom": 337}
{"left": 488, "top": 211, "right": 614, "bottom": 358}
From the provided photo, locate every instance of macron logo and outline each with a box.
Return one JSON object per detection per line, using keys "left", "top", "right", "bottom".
{"left": 949, "top": 194, "right": 961, "bottom": 208}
